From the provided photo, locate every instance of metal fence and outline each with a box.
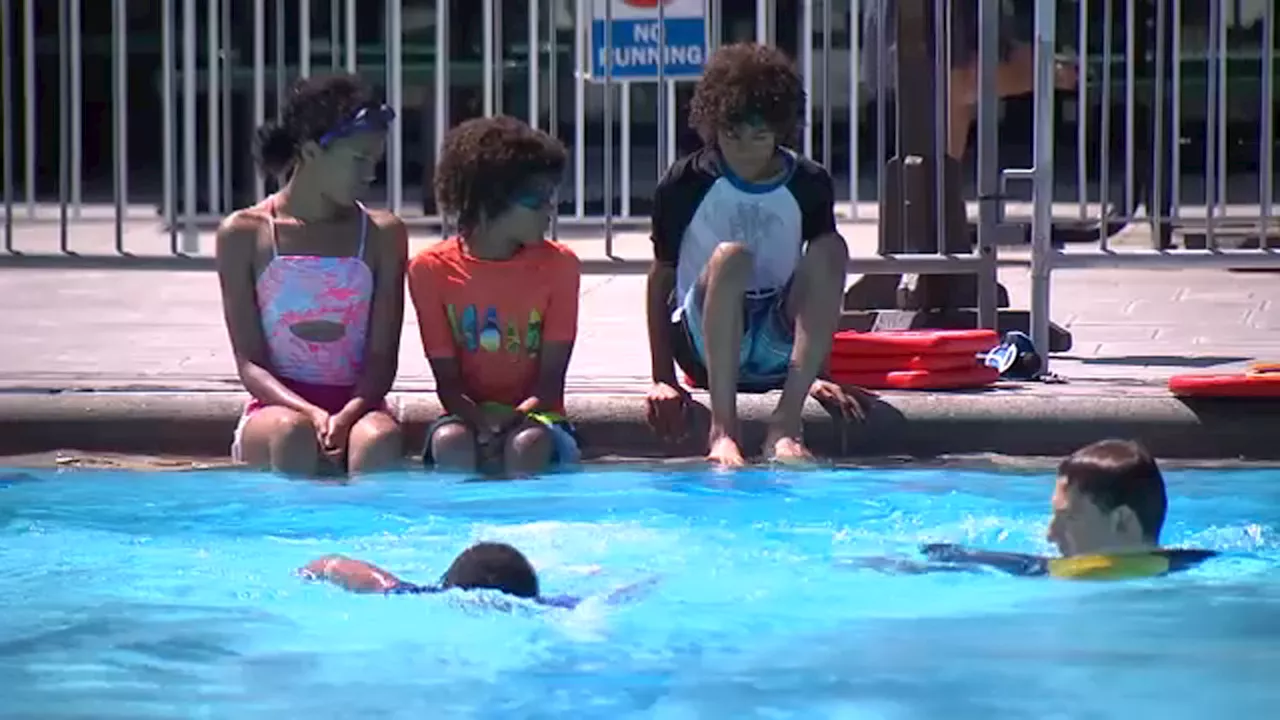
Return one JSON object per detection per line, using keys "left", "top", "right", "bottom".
{"left": 1, "top": 0, "right": 1278, "bottom": 367}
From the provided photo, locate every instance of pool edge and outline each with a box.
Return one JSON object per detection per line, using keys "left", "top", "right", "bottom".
{"left": 2, "top": 390, "right": 1279, "bottom": 462}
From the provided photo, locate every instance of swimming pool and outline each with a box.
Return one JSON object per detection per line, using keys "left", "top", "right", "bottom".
{"left": 1, "top": 465, "right": 1278, "bottom": 718}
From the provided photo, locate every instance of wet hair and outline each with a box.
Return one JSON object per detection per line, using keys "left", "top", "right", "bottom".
{"left": 439, "top": 541, "right": 540, "bottom": 599}
{"left": 254, "top": 73, "right": 377, "bottom": 176}
{"left": 688, "top": 42, "right": 805, "bottom": 145}
{"left": 433, "top": 115, "right": 567, "bottom": 230}
{"left": 1058, "top": 439, "right": 1168, "bottom": 542}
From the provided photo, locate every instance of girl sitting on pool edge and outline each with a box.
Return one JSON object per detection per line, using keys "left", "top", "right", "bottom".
{"left": 216, "top": 73, "right": 407, "bottom": 477}
{"left": 299, "top": 541, "right": 657, "bottom": 608}
{"left": 856, "top": 439, "right": 1217, "bottom": 580}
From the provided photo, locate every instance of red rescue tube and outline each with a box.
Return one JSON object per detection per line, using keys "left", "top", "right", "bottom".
{"left": 1168, "top": 373, "right": 1280, "bottom": 398}
{"left": 828, "top": 352, "right": 979, "bottom": 374}
{"left": 831, "top": 329, "right": 1000, "bottom": 358}
{"left": 830, "top": 366, "right": 1001, "bottom": 390}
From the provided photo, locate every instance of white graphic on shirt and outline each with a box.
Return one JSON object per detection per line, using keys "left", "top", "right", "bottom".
{"left": 726, "top": 201, "right": 784, "bottom": 258}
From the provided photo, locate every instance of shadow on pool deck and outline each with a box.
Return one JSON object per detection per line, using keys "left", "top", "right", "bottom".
{"left": 2, "top": 384, "right": 1280, "bottom": 463}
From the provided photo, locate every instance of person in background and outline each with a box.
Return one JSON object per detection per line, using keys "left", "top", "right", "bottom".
{"left": 407, "top": 116, "right": 581, "bottom": 477}
{"left": 860, "top": 439, "right": 1218, "bottom": 579}
{"left": 215, "top": 73, "right": 407, "bottom": 476}
{"left": 644, "top": 43, "right": 872, "bottom": 468}
{"left": 861, "top": 0, "right": 1078, "bottom": 159}
{"left": 300, "top": 541, "right": 656, "bottom": 609}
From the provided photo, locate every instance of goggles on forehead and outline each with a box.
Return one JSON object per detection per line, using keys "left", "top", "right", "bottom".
{"left": 317, "top": 103, "right": 396, "bottom": 148}
{"left": 510, "top": 177, "right": 561, "bottom": 210}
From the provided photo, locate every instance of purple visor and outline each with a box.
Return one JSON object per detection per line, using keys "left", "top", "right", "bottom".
{"left": 317, "top": 103, "right": 396, "bottom": 148}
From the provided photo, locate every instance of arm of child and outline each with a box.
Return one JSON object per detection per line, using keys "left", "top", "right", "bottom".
{"left": 298, "top": 554, "right": 405, "bottom": 593}
{"left": 214, "top": 211, "right": 327, "bottom": 426}
{"left": 919, "top": 543, "right": 1050, "bottom": 577}
{"left": 406, "top": 253, "right": 485, "bottom": 430}
{"left": 513, "top": 252, "right": 581, "bottom": 419}
{"left": 341, "top": 212, "right": 408, "bottom": 419}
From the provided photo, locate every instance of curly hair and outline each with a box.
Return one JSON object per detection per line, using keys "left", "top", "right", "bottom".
{"left": 688, "top": 43, "right": 805, "bottom": 144}
{"left": 434, "top": 115, "right": 567, "bottom": 229}
{"left": 254, "top": 73, "right": 376, "bottom": 176}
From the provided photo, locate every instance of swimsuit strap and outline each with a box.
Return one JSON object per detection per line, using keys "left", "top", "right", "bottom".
{"left": 265, "top": 196, "right": 282, "bottom": 257}
{"left": 354, "top": 201, "right": 369, "bottom": 259}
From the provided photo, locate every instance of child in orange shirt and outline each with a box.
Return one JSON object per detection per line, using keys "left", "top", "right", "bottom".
{"left": 407, "top": 116, "right": 581, "bottom": 476}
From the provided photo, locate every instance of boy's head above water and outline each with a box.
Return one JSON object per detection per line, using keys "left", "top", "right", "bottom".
{"left": 440, "top": 541, "right": 540, "bottom": 599}
{"left": 689, "top": 42, "right": 804, "bottom": 181}
{"left": 1047, "top": 439, "right": 1168, "bottom": 557}
{"left": 434, "top": 116, "right": 567, "bottom": 257}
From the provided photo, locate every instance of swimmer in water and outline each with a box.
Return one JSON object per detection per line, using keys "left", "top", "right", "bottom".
{"left": 858, "top": 439, "right": 1217, "bottom": 579}
{"left": 299, "top": 541, "right": 655, "bottom": 608}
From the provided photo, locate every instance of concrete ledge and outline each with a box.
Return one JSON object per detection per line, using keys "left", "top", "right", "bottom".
{"left": 3, "top": 388, "right": 1280, "bottom": 461}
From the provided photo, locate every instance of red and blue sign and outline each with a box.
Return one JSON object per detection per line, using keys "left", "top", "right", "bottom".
{"left": 589, "top": 0, "right": 708, "bottom": 81}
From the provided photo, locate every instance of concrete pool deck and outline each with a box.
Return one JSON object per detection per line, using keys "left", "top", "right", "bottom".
{"left": 3, "top": 222, "right": 1280, "bottom": 461}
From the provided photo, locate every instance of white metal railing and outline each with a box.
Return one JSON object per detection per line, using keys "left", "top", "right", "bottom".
{"left": 1, "top": 0, "right": 1277, "bottom": 373}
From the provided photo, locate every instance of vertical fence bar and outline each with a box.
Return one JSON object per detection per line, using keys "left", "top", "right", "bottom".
{"left": 604, "top": 0, "right": 615, "bottom": 254}
{"left": 529, "top": 0, "right": 540, "bottom": 129}
{"left": 974, "top": 0, "right": 1000, "bottom": 329}
{"left": 58, "top": 0, "right": 69, "bottom": 251}
{"left": 1260, "top": 0, "right": 1276, "bottom": 244}
{"left": 620, "top": 86, "right": 631, "bottom": 218}
{"left": 208, "top": 0, "right": 221, "bottom": 216}
{"left": 707, "top": 0, "right": 719, "bottom": 50}
{"left": 330, "top": 0, "right": 339, "bottom": 69}
{"left": 656, "top": 0, "right": 667, "bottom": 180}
{"left": 253, "top": 0, "right": 265, "bottom": 200}
{"left": 494, "top": 1, "right": 504, "bottom": 116}
{"left": 573, "top": 0, "right": 584, "bottom": 218}
{"left": 848, "top": 0, "right": 860, "bottom": 216}
{"left": 547, "top": 0, "right": 559, "bottom": 238}
{"left": 2, "top": 0, "right": 13, "bottom": 250}
{"left": 220, "top": 0, "right": 233, "bottom": 207}
{"left": 163, "top": 0, "right": 177, "bottom": 251}
{"left": 1204, "top": 0, "right": 1219, "bottom": 249}
{"left": 275, "top": 0, "right": 286, "bottom": 120}
{"left": 875, "top": 0, "right": 887, "bottom": 226}
{"left": 1030, "top": 0, "right": 1057, "bottom": 369}
{"left": 1170, "top": 0, "right": 1181, "bottom": 219}
{"left": 932, "top": 0, "right": 946, "bottom": 255}
{"left": 22, "top": 0, "right": 34, "bottom": 218}
{"left": 1097, "top": 0, "right": 1113, "bottom": 248}
{"left": 1150, "top": 0, "right": 1167, "bottom": 245}
{"left": 1123, "top": 0, "right": 1135, "bottom": 215}
{"left": 1215, "top": 0, "right": 1227, "bottom": 234}
{"left": 800, "top": 0, "right": 813, "bottom": 157}
{"left": 665, "top": 81, "right": 677, "bottom": 175}
{"left": 113, "top": 0, "right": 128, "bottom": 252}
{"left": 1075, "top": 0, "right": 1088, "bottom": 220}
{"left": 183, "top": 0, "right": 198, "bottom": 252}
{"left": 386, "top": 0, "right": 402, "bottom": 212}
{"left": 820, "top": 0, "right": 831, "bottom": 173}
{"left": 69, "top": 0, "right": 81, "bottom": 218}
{"left": 435, "top": 0, "right": 450, "bottom": 230}
{"left": 300, "top": 0, "right": 311, "bottom": 78}
{"left": 483, "top": 0, "right": 495, "bottom": 116}
{"left": 345, "top": 0, "right": 356, "bottom": 72}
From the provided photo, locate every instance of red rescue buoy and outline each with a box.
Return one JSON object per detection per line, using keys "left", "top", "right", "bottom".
{"left": 830, "top": 329, "right": 1000, "bottom": 358}
{"left": 830, "top": 366, "right": 1001, "bottom": 391}
{"left": 1168, "top": 369, "right": 1280, "bottom": 398}
{"left": 828, "top": 352, "right": 978, "bottom": 374}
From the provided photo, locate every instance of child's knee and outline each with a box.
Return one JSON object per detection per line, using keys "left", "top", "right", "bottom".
{"left": 430, "top": 422, "right": 475, "bottom": 459}
{"left": 506, "top": 424, "right": 555, "bottom": 462}
{"left": 272, "top": 412, "right": 318, "bottom": 451}
{"left": 806, "top": 233, "right": 848, "bottom": 264}
{"left": 708, "top": 242, "right": 755, "bottom": 278}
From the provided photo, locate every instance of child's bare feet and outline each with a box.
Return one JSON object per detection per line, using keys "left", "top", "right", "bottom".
{"left": 707, "top": 434, "right": 747, "bottom": 468}
{"left": 764, "top": 430, "right": 816, "bottom": 465}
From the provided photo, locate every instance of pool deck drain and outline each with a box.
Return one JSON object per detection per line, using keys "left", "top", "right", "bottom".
{"left": 3, "top": 226, "right": 1280, "bottom": 462}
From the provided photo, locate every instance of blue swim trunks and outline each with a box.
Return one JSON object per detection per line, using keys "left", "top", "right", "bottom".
{"left": 674, "top": 284, "right": 795, "bottom": 393}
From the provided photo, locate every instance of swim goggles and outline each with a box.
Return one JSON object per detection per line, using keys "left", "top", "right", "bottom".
{"left": 317, "top": 103, "right": 396, "bottom": 148}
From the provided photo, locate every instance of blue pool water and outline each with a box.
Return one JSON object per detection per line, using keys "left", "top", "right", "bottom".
{"left": 1, "top": 465, "right": 1279, "bottom": 719}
